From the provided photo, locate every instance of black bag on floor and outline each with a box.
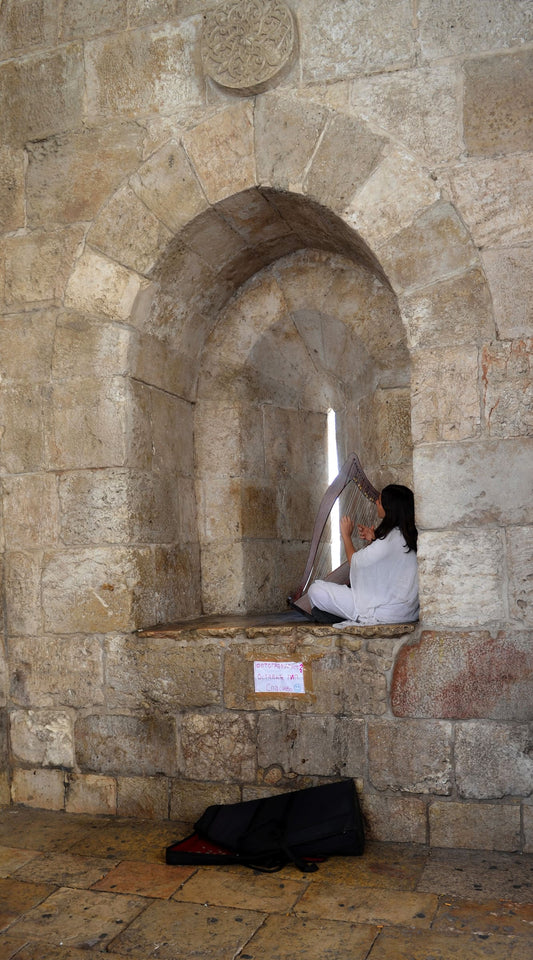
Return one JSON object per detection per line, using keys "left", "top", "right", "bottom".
{"left": 166, "top": 779, "right": 364, "bottom": 872}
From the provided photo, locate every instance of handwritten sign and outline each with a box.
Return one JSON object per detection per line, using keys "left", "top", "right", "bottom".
{"left": 253, "top": 661, "right": 305, "bottom": 694}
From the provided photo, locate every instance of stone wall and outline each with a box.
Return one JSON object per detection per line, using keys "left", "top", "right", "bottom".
{"left": 0, "top": 0, "right": 531, "bottom": 841}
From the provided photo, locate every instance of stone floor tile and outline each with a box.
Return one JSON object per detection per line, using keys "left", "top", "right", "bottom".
{"left": 8, "top": 946, "right": 131, "bottom": 960}
{"left": 173, "top": 864, "right": 307, "bottom": 912}
{"left": 0, "top": 878, "right": 57, "bottom": 930}
{"left": 295, "top": 882, "right": 439, "bottom": 926}
{"left": 0, "top": 809, "right": 107, "bottom": 853}
{"left": 238, "top": 914, "right": 379, "bottom": 959}
{"left": 13, "top": 851, "right": 117, "bottom": 889}
{"left": 108, "top": 898, "right": 266, "bottom": 959}
{"left": 0, "top": 846, "right": 41, "bottom": 878}
{"left": 509, "top": 940, "right": 533, "bottom": 960}
{"left": 312, "top": 844, "right": 428, "bottom": 889}
{"left": 67, "top": 818, "right": 186, "bottom": 862}
{"left": 433, "top": 896, "right": 533, "bottom": 938}
{"left": 92, "top": 859, "right": 195, "bottom": 898}
{"left": 0, "top": 934, "right": 30, "bottom": 960}
{"left": 418, "top": 850, "right": 533, "bottom": 903}
{"left": 7, "top": 887, "right": 147, "bottom": 950}
{"left": 367, "top": 927, "right": 517, "bottom": 959}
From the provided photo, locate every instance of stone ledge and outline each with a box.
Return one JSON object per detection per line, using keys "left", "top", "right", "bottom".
{"left": 137, "top": 613, "right": 417, "bottom": 641}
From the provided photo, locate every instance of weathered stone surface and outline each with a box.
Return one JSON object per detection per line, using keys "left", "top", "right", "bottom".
{"left": 41, "top": 546, "right": 153, "bottom": 634}
{"left": 65, "top": 249, "right": 148, "bottom": 322}
{"left": 76, "top": 714, "right": 177, "bottom": 777}
{"left": 10, "top": 709, "right": 74, "bottom": 768}
{"left": 258, "top": 713, "right": 365, "bottom": 778}
{"left": 182, "top": 103, "right": 256, "bottom": 204}
{"left": 4, "top": 551, "right": 42, "bottom": 636}
{"left": 9, "top": 635, "right": 104, "bottom": 708}
{"left": 300, "top": 0, "right": 415, "bottom": 82}
{"left": 362, "top": 793, "right": 428, "bottom": 844}
{"left": 179, "top": 712, "right": 257, "bottom": 781}
{"left": 411, "top": 345, "right": 480, "bottom": 443}
{"left": 105, "top": 635, "right": 222, "bottom": 710}
{"left": 0, "top": 45, "right": 84, "bottom": 145}
{"left": 400, "top": 268, "right": 495, "bottom": 351}
{"left": 0, "top": 309, "right": 56, "bottom": 383}
{"left": 414, "top": 440, "right": 533, "bottom": 529}
{"left": 60, "top": 0, "right": 127, "bottom": 38}
{"left": 379, "top": 202, "right": 479, "bottom": 293}
{"left": 352, "top": 64, "right": 461, "bottom": 163}
{"left": 45, "top": 377, "right": 128, "bottom": 470}
{"left": 414, "top": 440, "right": 533, "bottom": 528}
{"left": 464, "top": 49, "right": 533, "bottom": 157}
{"left": 392, "top": 631, "right": 533, "bottom": 721}
{"left": 26, "top": 123, "right": 143, "bottom": 226}
{"left": 3, "top": 473, "right": 59, "bottom": 549}
{"left": 346, "top": 147, "right": 440, "bottom": 248}
{"left": 305, "top": 114, "right": 385, "bottom": 213}
{"left": 216, "top": 188, "right": 294, "bottom": 246}
{"left": 170, "top": 780, "right": 241, "bottom": 823}
{"left": 0, "top": 146, "right": 25, "bottom": 231}
{"left": 481, "top": 247, "right": 533, "bottom": 340}
{"left": 224, "top": 645, "right": 343, "bottom": 715}
{"left": 507, "top": 528, "right": 533, "bottom": 626}
{"left": 4, "top": 226, "right": 85, "bottom": 305}
{"left": 482, "top": 339, "right": 532, "bottom": 438}
{"left": 89, "top": 185, "right": 172, "bottom": 275}
{"left": 52, "top": 314, "right": 131, "bottom": 381}
{"left": 0, "top": 382, "right": 46, "bottom": 471}
{"left": 117, "top": 776, "right": 168, "bottom": 820}
{"left": 419, "top": 0, "right": 533, "bottom": 61}
{"left": 417, "top": 531, "right": 505, "bottom": 628}
{"left": 151, "top": 388, "right": 194, "bottom": 477}
{"left": 447, "top": 155, "right": 533, "bottom": 247}
{"left": 361, "top": 388, "right": 412, "bottom": 470}
{"left": 255, "top": 95, "right": 328, "bottom": 190}
{"left": 368, "top": 719, "right": 453, "bottom": 794}
{"left": 430, "top": 800, "right": 521, "bottom": 852}
{"left": 342, "top": 647, "right": 390, "bottom": 717}
{"left": 130, "top": 140, "right": 209, "bottom": 234}
{"left": 10, "top": 767, "right": 66, "bottom": 810}
{"left": 524, "top": 803, "right": 533, "bottom": 854}
{"left": 85, "top": 22, "right": 203, "bottom": 121}
{"left": 0, "top": 0, "right": 58, "bottom": 57}
{"left": 455, "top": 722, "right": 533, "bottom": 800}
{"left": 65, "top": 774, "right": 117, "bottom": 816}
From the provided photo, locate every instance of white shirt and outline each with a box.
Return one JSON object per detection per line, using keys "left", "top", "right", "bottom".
{"left": 349, "top": 527, "right": 419, "bottom": 624}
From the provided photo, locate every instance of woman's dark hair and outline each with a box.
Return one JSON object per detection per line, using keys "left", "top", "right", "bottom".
{"left": 374, "top": 484, "right": 418, "bottom": 552}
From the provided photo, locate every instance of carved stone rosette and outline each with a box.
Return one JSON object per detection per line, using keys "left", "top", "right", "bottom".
{"left": 201, "top": 0, "right": 297, "bottom": 95}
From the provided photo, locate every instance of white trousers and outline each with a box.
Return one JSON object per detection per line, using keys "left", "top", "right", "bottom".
{"left": 307, "top": 580, "right": 357, "bottom": 621}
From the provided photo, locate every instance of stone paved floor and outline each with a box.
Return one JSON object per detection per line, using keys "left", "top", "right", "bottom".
{"left": 0, "top": 807, "right": 532, "bottom": 959}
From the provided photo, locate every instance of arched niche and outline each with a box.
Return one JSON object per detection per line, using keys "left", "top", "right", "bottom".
{"left": 61, "top": 98, "right": 488, "bottom": 628}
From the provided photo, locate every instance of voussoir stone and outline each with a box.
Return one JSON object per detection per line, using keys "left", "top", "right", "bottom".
{"left": 399, "top": 267, "right": 495, "bottom": 351}
{"left": 65, "top": 249, "right": 148, "bottom": 322}
{"left": 305, "top": 113, "right": 385, "bottom": 213}
{"left": 130, "top": 140, "right": 209, "bottom": 234}
{"left": 88, "top": 185, "right": 172, "bottom": 275}
{"left": 182, "top": 104, "right": 256, "bottom": 204}
{"left": 255, "top": 95, "right": 328, "bottom": 190}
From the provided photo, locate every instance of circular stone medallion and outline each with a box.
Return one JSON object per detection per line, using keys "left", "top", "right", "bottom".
{"left": 201, "top": 0, "right": 296, "bottom": 94}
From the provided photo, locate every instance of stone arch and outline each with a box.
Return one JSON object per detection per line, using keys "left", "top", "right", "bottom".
{"left": 61, "top": 95, "right": 492, "bottom": 627}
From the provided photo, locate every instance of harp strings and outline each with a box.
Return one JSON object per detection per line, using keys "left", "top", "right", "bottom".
{"left": 310, "top": 480, "right": 378, "bottom": 584}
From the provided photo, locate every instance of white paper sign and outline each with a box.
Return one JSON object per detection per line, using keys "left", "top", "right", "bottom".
{"left": 253, "top": 661, "right": 305, "bottom": 694}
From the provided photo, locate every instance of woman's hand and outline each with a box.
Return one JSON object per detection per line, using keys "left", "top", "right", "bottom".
{"left": 340, "top": 515, "right": 354, "bottom": 538}
{"left": 357, "top": 524, "right": 375, "bottom": 543}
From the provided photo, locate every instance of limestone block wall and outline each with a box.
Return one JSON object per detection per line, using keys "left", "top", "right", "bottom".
{"left": 0, "top": 0, "right": 531, "bottom": 827}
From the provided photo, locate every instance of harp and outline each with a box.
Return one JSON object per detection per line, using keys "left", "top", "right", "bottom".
{"left": 289, "top": 453, "right": 379, "bottom": 616}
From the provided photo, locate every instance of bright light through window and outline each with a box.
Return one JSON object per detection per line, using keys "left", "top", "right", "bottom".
{"left": 327, "top": 409, "right": 340, "bottom": 570}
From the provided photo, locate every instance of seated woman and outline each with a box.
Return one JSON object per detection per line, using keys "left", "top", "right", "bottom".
{"left": 307, "top": 484, "right": 419, "bottom": 625}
